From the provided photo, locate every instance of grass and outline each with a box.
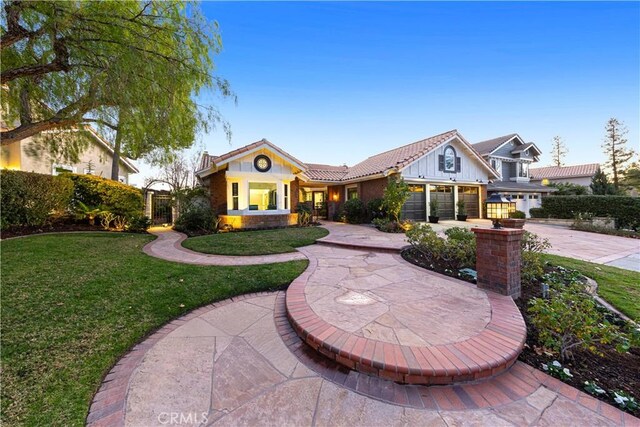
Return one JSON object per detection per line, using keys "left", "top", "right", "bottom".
{"left": 542, "top": 254, "right": 640, "bottom": 320}
{"left": 182, "top": 226, "right": 329, "bottom": 255}
{"left": 0, "top": 233, "right": 307, "bottom": 426}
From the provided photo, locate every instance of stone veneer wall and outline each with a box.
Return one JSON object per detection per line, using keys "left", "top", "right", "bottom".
{"left": 218, "top": 213, "right": 298, "bottom": 230}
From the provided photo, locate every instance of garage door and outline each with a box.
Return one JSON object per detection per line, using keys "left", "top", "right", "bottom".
{"left": 402, "top": 184, "right": 426, "bottom": 221}
{"left": 431, "top": 185, "right": 454, "bottom": 219}
{"left": 458, "top": 186, "right": 479, "bottom": 218}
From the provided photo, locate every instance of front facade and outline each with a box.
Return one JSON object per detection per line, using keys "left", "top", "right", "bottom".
{"left": 0, "top": 126, "right": 138, "bottom": 183}
{"left": 196, "top": 130, "right": 499, "bottom": 229}
{"left": 472, "top": 134, "right": 554, "bottom": 217}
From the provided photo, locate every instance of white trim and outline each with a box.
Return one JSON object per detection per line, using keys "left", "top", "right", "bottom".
{"left": 226, "top": 209, "right": 291, "bottom": 216}
{"left": 225, "top": 170, "right": 296, "bottom": 181}
{"left": 215, "top": 144, "right": 307, "bottom": 172}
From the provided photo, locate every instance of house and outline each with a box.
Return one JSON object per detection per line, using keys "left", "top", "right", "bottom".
{"left": 530, "top": 163, "right": 600, "bottom": 190}
{"left": 195, "top": 129, "right": 499, "bottom": 229}
{"left": 472, "top": 133, "right": 555, "bottom": 217}
{"left": 0, "top": 125, "right": 138, "bottom": 183}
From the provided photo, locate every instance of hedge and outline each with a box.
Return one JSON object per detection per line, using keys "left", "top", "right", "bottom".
{"left": 1, "top": 170, "right": 74, "bottom": 229}
{"left": 538, "top": 195, "right": 640, "bottom": 230}
{"left": 69, "top": 174, "right": 144, "bottom": 218}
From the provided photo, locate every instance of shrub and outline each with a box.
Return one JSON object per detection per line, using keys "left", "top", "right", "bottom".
{"left": 529, "top": 207, "right": 547, "bottom": 218}
{"left": 406, "top": 224, "right": 475, "bottom": 271}
{"left": 540, "top": 195, "right": 640, "bottom": 230}
{"left": 126, "top": 215, "right": 151, "bottom": 233}
{"left": 70, "top": 174, "right": 143, "bottom": 219}
{"left": 521, "top": 231, "right": 551, "bottom": 284}
{"left": 1, "top": 170, "right": 73, "bottom": 229}
{"left": 429, "top": 199, "right": 439, "bottom": 216}
{"left": 528, "top": 275, "right": 632, "bottom": 360}
{"left": 547, "top": 182, "right": 588, "bottom": 195}
{"left": 367, "top": 198, "right": 386, "bottom": 221}
{"left": 372, "top": 217, "right": 412, "bottom": 233}
{"left": 296, "top": 203, "right": 312, "bottom": 226}
{"left": 381, "top": 177, "right": 410, "bottom": 222}
{"left": 510, "top": 209, "right": 526, "bottom": 219}
{"left": 343, "top": 198, "right": 366, "bottom": 224}
{"left": 173, "top": 206, "right": 218, "bottom": 235}
{"left": 457, "top": 199, "right": 466, "bottom": 215}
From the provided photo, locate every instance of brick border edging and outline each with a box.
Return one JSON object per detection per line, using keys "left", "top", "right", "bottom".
{"left": 286, "top": 247, "right": 527, "bottom": 385}
{"left": 85, "top": 291, "right": 279, "bottom": 427}
{"left": 315, "top": 238, "right": 410, "bottom": 253}
{"left": 275, "top": 292, "right": 638, "bottom": 423}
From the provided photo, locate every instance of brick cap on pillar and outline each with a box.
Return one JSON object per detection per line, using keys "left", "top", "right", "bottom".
{"left": 472, "top": 228, "right": 525, "bottom": 240}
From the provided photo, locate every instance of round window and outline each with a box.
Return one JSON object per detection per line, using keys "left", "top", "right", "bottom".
{"left": 254, "top": 155, "right": 272, "bottom": 172}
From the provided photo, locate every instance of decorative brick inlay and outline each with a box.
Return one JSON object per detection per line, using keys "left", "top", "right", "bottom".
{"left": 472, "top": 227, "right": 524, "bottom": 299}
{"left": 285, "top": 248, "right": 527, "bottom": 385}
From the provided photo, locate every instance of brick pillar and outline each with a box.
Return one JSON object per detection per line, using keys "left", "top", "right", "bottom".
{"left": 472, "top": 228, "right": 524, "bottom": 299}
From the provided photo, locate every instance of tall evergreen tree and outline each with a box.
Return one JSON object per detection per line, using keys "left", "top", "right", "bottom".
{"left": 590, "top": 168, "right": 616, "bottom": 195}
{"left": 550, "top": 136, "right": 568, "bottom": 167}
{"left": 602, "top": 118, "right": 634, "bottom": 190}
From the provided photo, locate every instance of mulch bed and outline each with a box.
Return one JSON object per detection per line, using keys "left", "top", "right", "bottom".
{"left": 402, "top": 247, "right": 639, "bottom": 415}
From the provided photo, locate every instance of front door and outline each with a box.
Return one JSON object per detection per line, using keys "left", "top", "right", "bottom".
{"left": 312, "top": 191, "right": 326, "bottom": 218}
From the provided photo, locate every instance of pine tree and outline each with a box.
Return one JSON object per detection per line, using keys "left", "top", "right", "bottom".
{"left": 550, "top": 136, "right": 568, "bottom": 167}
{"left": 590, "top": 168, "right": 616, "bottom": 195}
{"left": 602, "top": 118, "right": 635, "bottom": 189}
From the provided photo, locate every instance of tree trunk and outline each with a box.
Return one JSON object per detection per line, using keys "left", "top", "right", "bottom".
{"left": 111, "top": 129, "right": 123, "bottom": 181}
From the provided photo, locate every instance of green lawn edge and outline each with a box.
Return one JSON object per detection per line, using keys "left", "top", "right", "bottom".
{"left": 1, "top": 232, "right": 307, "bottom": 426}
{"left": 181, "top": 226, "right": 329, "bottom": 255}
{"left": 542, "top": 254, "right": 640, "bottom": 320}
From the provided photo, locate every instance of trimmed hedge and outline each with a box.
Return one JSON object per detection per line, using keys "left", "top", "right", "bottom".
{"left": 1, "top": 170, "right": 74, "bottom": 229}
{"left": 539, "top": 195, "right": 640, "bottom": 230}
{"left": 69, "top": 174, "right": 143, "bottom": 218}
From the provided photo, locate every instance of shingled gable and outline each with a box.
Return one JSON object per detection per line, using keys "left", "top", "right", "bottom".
{"left": 339, "top": 129, "right": 498, "bottom": 181}
{"left": 196, "top": 139, "right": 308, "bottom": 177}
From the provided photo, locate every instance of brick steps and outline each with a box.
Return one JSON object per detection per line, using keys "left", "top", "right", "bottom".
{"left": 285, "top": 270, "right": 527, "bottom": 386}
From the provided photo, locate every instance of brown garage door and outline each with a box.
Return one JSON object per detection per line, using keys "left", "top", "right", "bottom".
{"left": 458, "top": 186, "right": 479, "bottom": 218}
{"left": 402, "top": 184, "right": 426, "bottom": 221}
{"left": 431, "top": 185, "right": 454, "bottom": 219}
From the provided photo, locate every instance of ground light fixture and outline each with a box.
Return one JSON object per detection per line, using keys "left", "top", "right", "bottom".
{"left": 485, "top": 193, "right": 515, "bottom": 229}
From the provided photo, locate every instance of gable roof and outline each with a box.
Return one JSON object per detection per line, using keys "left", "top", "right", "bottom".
{"left": 530, "top": 163, "right": 600, "bottom": 180}
{"left": 472, "top": 134, "right": 518, "bottom": 156}
{"left": 197, "top": 138, "right": 307, "bottom": 176}
{"left": 342, "top": 129, "right": 497, "bottom": 181}
{"left": 511, "top": 142, "right": 541, "bottom": 156}
{"left": 84, "top": 126, "right": 139, "bottom": 173}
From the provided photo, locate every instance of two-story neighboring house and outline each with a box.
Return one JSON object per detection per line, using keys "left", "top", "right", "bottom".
{"left": 472, "top": 133, "right": 555, "bottom": 217}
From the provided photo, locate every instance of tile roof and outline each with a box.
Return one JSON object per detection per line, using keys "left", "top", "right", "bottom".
{"left": 529, "top": 163, "right": 600, "bottom": 180}
{"left": 198, "top": 139, "right": 307, "bottom": 172}
{"left": 342, "top": 129, "right": 459, "bottom": 180}
{"left": 304, "top": 163, "right": 349, "bottom": 181}
{"left": 472, "top": 134, "right": 518, "bottom": 156}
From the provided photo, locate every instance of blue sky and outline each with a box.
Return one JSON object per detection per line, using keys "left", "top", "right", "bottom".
{"left": 135, "top": 1, "right": 639, "bottom": 185}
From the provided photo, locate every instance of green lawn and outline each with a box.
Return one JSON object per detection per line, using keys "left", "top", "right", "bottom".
{"left": 182, "top": 226, "right": 329, "bottom": 255}
{"left": 542, "top": 254, "right": 640, "bottom": 320}
{"left": 0, "top": 233, "right": 307, "bottom": 426}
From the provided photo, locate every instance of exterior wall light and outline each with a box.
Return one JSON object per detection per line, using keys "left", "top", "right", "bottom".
{"left": 332, "top": 193, "right": 339, "bottom": 201}
{"left": 486, "top": 193, "right": 515, "bottom": 229}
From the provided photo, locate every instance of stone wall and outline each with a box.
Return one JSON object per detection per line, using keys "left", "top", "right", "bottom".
{"left": 218, "top": 213, "right": 298, "bottom": 230}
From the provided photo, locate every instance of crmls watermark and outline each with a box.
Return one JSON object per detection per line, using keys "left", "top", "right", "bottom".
{"left": 157, "top": 412, "right": 208, "bottom": 425}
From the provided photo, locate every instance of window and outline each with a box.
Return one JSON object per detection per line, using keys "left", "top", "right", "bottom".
{"left": 232, "top": 182, "right": 239, "bottom": 210}
{"left": 490, "top": 159, "right": 497, "bottom": 170}
{"left": 52, "top": 164, "right": 76, "bottom": 175}
{"left": 118, "top": 175, "right": 127, "bottom": 184}
{"left": 439, "top": 146, "right": 460, "bottom": 172}
{"left": 249, "top": 182, "right": 277, "bottom": 210}
{"left": 529, "top": 194, "right": 539, "bottom": 200}
{"left": 347, "top": 187, "right": 358, "bottom": 200}
{"left": 518, "top": 162, "right": 529, "bottom": 178}
{"left": 284, "top": 184, "right": 289, "bottom": 210}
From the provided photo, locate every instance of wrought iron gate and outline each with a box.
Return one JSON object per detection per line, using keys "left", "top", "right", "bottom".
{"left": 152, "top": 194, "right": 173, "bottom": 225}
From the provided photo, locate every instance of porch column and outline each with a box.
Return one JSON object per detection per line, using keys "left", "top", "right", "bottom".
{"left": 145, "top": 191, "right": 153, "bottom": 218}
{"left": 472, "top": 228, "right": 524, "bottom": 299}
{"left": 425, "top": 184, "right": 431, "bottom": 220}
{"left": 453, "top": 185, "right": 459, "bottom": 216}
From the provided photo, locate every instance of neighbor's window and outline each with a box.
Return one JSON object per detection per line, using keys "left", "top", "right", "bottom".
{"left": 519, "top": 162, "right": 529, "bottom": 178}
{"left": 249, "top": 182, "right": 277, "bottom": 210}
{"left": 284, "top": 184, "right": 289, "bottom": 210}
{"left": 347, "top": 187, "right": 358, "bottom": 200}
{"left": 232, "top": 182, "right": 239, "bottom": 210}
{"left": 52, "top": 164, "right": 76, "bottom": 175}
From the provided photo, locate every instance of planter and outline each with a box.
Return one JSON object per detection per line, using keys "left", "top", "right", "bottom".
{"left": 428, "top": 216, "right": 439, "bottom": 224}
{"left": 502, "top": 218, "right": 525, "bottom": 229}
{"left": 457, "top": 215, "right": 468, "bottom": 222}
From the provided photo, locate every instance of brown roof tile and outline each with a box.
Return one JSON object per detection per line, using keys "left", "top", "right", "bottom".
{"left": 304, "top": 163, "right": 349, "bottom": 181}
{"left": 529, "top": 163, "right": 600, "bottom": 180}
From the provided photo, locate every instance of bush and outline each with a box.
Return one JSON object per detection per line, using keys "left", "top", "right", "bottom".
{"left": 173, "top": 206, "right": 218, "bottom": 235}
{"left": 382, "top": 177, "right": 410, "bottom": 222}
{"left": 367, "top": 198, "right": 386, "bottom": 221}
{"left": 406, "top": 224, "right": 476, "bottom": 271}
{"left": 372, "top": 217, "right": 412, "bottom": 233}
{"left": 296, "top": 203, "right": 312, "bottom": 226}
{"left": 540, "top": 195, "right": 640, "bottom": 230}
{"left": 528, "top": 271, "right": 633, "bottom": 360}
{"left": 70, "top": 174, "right": 143, "bottom": 219}
{"left": 528, "top": 207, "right": 546, "bottom": 218}
{"left": 510, "top": 210, "right": 526, "bottom": 219}
{"left": 521, "top": 231, "right": 551, "bottom": 284}
{"left": 343, "top": 198, "right": 366, "bottom": 224}
{"left": 127, "top": 215, "right": 152, "bottom": 233}
{"left": 1, "top": 170, "right": 74, "bottom": 229}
